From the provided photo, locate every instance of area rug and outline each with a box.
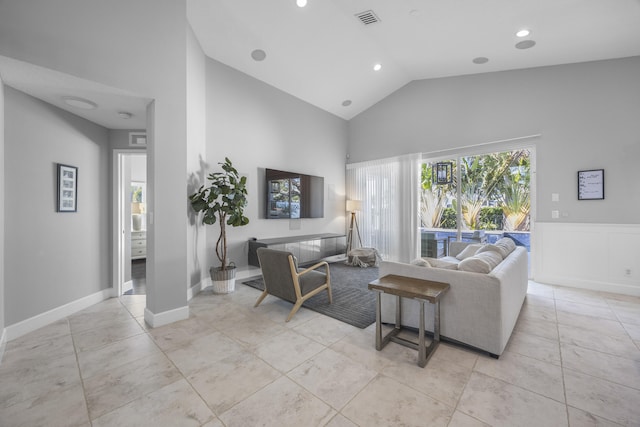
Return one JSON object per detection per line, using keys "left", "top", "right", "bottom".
{"left": 243, "top": 262, "right": 379, "bottom": 329}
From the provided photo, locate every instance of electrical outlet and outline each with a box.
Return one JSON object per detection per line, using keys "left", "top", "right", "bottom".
{"left": 552, "top": 210, "right": 559, "bottom": 219}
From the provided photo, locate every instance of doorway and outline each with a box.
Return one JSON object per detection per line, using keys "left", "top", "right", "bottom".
{"left": 114, "top": 151, "right": 147, "bottom": 296}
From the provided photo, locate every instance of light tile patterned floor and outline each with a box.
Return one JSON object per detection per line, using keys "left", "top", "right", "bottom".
{"left": 1, "top": 281, "right": 639, "bottom": 426}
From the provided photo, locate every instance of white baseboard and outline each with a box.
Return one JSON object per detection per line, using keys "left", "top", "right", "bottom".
{"left": 144, "top": 305, "right": 189, "bottom": 328}
{"left": 5, "top": 288, "right": 112, "bottom": 341}
{"left": 188, "top": 277, "right": 211, "bottom": 301}
{"left": 122, "top": 280, "right": 133, "bottom": 295}
{"left": 0, "top": 329, "right": 7, "bottom": 364}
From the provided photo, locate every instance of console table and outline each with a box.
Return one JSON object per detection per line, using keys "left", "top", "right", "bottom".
{"left": 369, "top": 274, "right": 450, "bottom": 367}
{"left": 248, "top": 233, "right": 346, "bottom": 267}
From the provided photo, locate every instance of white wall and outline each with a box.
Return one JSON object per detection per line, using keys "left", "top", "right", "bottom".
{"left": 536, "top": 223, "right": 640, "bottom": 296}
{"left": 349, "top": 57, "right": 640, "bottom": 225}
{"left": 186, "top": 24, "right": 208, "bottom": 291}
{"left": 4, "top": 87, "right": 110, "bottom": 324}
{"left": 204, "top": 59, "right": 349, "bottom": 273}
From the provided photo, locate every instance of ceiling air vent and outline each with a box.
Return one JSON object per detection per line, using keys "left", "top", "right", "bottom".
{"left": 355, "top": 10, "right": 380, "bottom": 25}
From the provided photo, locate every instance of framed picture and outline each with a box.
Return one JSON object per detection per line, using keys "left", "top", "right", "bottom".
{"left": 433, "top": 162, "right": 453, "bottom": 184}
{"left": 578, "top": 169, "right": 604, "bottom": 200}
{"left": 57, "top": 163, "right": 78, "bottom": 212}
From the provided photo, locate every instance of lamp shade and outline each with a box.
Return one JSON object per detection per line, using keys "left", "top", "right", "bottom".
{"left": 346, "top": 199, "right": 362, "bottom": 212}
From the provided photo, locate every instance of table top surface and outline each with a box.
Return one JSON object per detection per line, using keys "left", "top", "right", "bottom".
{"left": 368, "top": 274, "right": 450, "bottom": 303}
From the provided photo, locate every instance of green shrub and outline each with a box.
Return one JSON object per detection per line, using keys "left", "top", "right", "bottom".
{"left": 439, "top": 207, "right": 457, "bottom": 229}
{"left": 479, "top": 207, "right": 503, "bottom": 230}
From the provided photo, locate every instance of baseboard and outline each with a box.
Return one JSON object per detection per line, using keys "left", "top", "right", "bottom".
{"left": 122, "top": 280, "right": 133, "bottom": 295}
{"left": 188, "top": 277, "right": 211, "bottom": 301}
{"left": 535, "top": 275, "right": 640, "bottom": 297}
{"left": 144, "top": 305, "right": 189, "bottom": 328}
{"left": 5, "top": 288, "right": 112, "bottom": 341}
{"left": 0, "top": 328, "right": 7, "bottom": 364}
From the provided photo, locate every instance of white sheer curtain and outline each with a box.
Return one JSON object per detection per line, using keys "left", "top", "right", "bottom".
{"left": 346, "top": 153, "right": 421, "bottom": 263}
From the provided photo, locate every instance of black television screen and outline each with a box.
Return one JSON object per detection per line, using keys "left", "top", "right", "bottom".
{"left": 266, "top": 168, "right": 324, "bottom": 219}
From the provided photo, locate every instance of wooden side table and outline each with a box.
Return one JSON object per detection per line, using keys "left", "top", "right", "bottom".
{"left": 368, "top": 274, "right": 450, "bottom": 367}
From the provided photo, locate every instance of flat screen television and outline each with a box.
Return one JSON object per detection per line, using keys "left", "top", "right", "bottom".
{"left": 265, "top": 168, "right": 324, "bottom": 219}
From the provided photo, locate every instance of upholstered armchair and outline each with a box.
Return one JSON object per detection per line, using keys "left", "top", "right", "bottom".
{"left": 255, "top": 247, "right": 332, "bottom": 321}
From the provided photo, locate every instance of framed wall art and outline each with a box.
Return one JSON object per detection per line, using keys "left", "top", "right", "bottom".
{"left": 578, "top": 169, "right": 604, "bottom": 200}
{"left": 57, "top": 163, "right": 78, "bottom": 212}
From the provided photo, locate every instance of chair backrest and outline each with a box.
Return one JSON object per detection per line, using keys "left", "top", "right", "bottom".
{"left": 256, "top": 248, "right": 298, "bottom": 302}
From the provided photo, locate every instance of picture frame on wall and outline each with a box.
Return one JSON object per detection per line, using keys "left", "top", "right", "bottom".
{"left": 57, "top": 163, "right": 78, "bottom": 212}
{"left": 578, "top": 169, "right": 604, "bottom": 200}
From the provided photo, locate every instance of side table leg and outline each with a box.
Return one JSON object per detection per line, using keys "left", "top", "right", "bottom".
{"left": 375, "top": 290, "right": 382, "bottom": 350}
{"left": 395, "top": 295, "right": 401, "bottom": 329}
{"left": 418, "top": 300, "right": 426, "bottom": 367}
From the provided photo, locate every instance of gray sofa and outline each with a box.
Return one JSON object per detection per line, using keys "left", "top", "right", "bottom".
{"left": 379, "top": 239, "right": 528, "bottom": 357}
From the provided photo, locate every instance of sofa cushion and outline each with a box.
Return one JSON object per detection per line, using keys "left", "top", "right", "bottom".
{"left": 495, "top": 237, "right": 517, "bottom": 255}
{"left": 455, "top": 243, "right": 485, "bottom": 260}
{"left": 423, "top": 257, "right": 459, "bottom": 270}
{"left": 477, "top": 244, "right": 507, "bottom": 259}
{"left": 410, "top": 258, "right": 431, "bottom": 267}
{"left": 458, "top": 251, "right": 503, "bottom": 273}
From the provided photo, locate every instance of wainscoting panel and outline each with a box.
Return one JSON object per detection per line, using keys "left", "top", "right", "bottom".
{"left": 534, "top": 222, "right": 640, "bottom": 296}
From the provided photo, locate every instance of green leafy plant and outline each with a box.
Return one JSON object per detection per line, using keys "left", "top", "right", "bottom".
{"left": 189, "top": 157, "right": 249, "bottom": 271}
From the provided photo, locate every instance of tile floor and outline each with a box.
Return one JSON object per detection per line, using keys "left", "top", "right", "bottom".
{"left": 1, "top": 281, "right": 639, "bottom": 426}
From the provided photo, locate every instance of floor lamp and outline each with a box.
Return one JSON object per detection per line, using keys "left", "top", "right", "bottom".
{"left": 346, "top": 200, "right": 362, "bottom": 257}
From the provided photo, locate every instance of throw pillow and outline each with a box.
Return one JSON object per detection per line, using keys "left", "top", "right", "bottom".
{"left": 495, "top": 237, "right": 517, "bottom": 255}
{"left": 457, "top": 256, "right": 492, "bottom": 273}
{"left": 455, "top": 243, "right": 485, "bottom": 260}
{"left": 477, "top": 244, "right": 507, "bottom": 259}
{"left": 411, "top": 258, "right": 431, "bottom": 267}
{"left": 475, "top": 251, "right": 503, "bottom": 270}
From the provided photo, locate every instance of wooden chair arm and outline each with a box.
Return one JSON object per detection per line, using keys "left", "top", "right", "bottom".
{"left": 297, "top": 261, "right": 329, "bottom": 276}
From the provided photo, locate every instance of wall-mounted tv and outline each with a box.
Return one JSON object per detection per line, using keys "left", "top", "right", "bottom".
{"left": 266, "top": 168, "right": 324, "bottom": 219}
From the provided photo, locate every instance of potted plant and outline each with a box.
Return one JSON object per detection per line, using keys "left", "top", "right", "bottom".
{"left": 189, "top": 157, "right": 249, "bottom": 293}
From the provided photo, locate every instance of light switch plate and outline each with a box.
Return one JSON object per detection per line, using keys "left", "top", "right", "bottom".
{"left": 552, "top": 193, "right": 559, "bottom": 202}
{"left": 552, "top": 210, "right": 559, "bottom": 219}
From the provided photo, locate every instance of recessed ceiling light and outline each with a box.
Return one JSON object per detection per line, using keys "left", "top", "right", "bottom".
{"left": 251, "top": 49, "right": 267, "bottom": 61}
{"left": 516, "top": 29, "right": 531, "bottom": 38}
{"left": 409, "top": 9, "right": 420, "bottom": 16}
{"left": 373, "top": 63, "right": 382, "bottom": 71}
{"left": 296, "top": 0, "right": 307, "bottom": 7}
{"left": 342, "top": 100, "right": 352, "bottom": 107}
{"left": 118, "top": 111, "right": 133, "bottom": 119}
{"left": 62, "top": 96, "right": 97, "bottom": 110}
{"left": 472, "top": 57, "right": 489, "bottom": 64}
{"left": 515, "top": 40, "right": 536, "bottom": 50}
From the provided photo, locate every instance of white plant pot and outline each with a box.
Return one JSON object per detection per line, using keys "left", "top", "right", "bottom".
{"left": 210, "top": 266, "right": 236, "bottom": 294}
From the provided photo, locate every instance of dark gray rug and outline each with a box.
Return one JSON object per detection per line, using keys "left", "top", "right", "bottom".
{"left": 243, "top": 262, "right": 379, "bottom": 329}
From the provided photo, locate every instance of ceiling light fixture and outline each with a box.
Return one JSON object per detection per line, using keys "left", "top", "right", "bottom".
{"left": 472, "top": 57, "right": 489, "bottom": 64}
{"left": 251, "top": 49, "right": 267, "bottom": 61}
{"left": 342, "top": 100, "right": 352, "bottom": 107}
{"left": 516, "top": 29, "right": 531, "bottom": 38}
{"left": 296, "top": 0, "right": 307, "bottom": 7}
{"left": 373, "top": 63, "right": 382, "bottom": 71}
{"left": 118, "top": 111, "right": 133, "bottom": 119}
{"left": 515, "top": 40, "right": 536, "bottom": 50}
{"left": 62, "top": 96, "right": 97, "bottom": 110}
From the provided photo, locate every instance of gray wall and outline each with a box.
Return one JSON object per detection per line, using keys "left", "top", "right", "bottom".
{"left": 4, "top": 87, "right": 110, "bottom": 325}
{"left": 0, "top": 0, "right": 191, "bottom": 318}
{"left": 0, "top": 81, "right": 5, "bottom": 334}
{"left": 348, "top": 57, "right": 640, "bottom": 224}
{"left": 203, "top": 59, "right": 349, "bottom": 270}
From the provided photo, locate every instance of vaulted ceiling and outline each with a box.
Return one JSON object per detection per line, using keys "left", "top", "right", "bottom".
{"left": 188, "top": 0, "right": 640, "bottom": 119}
{"left": 1, "top": 0, "right": 639, "bottom": 128}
